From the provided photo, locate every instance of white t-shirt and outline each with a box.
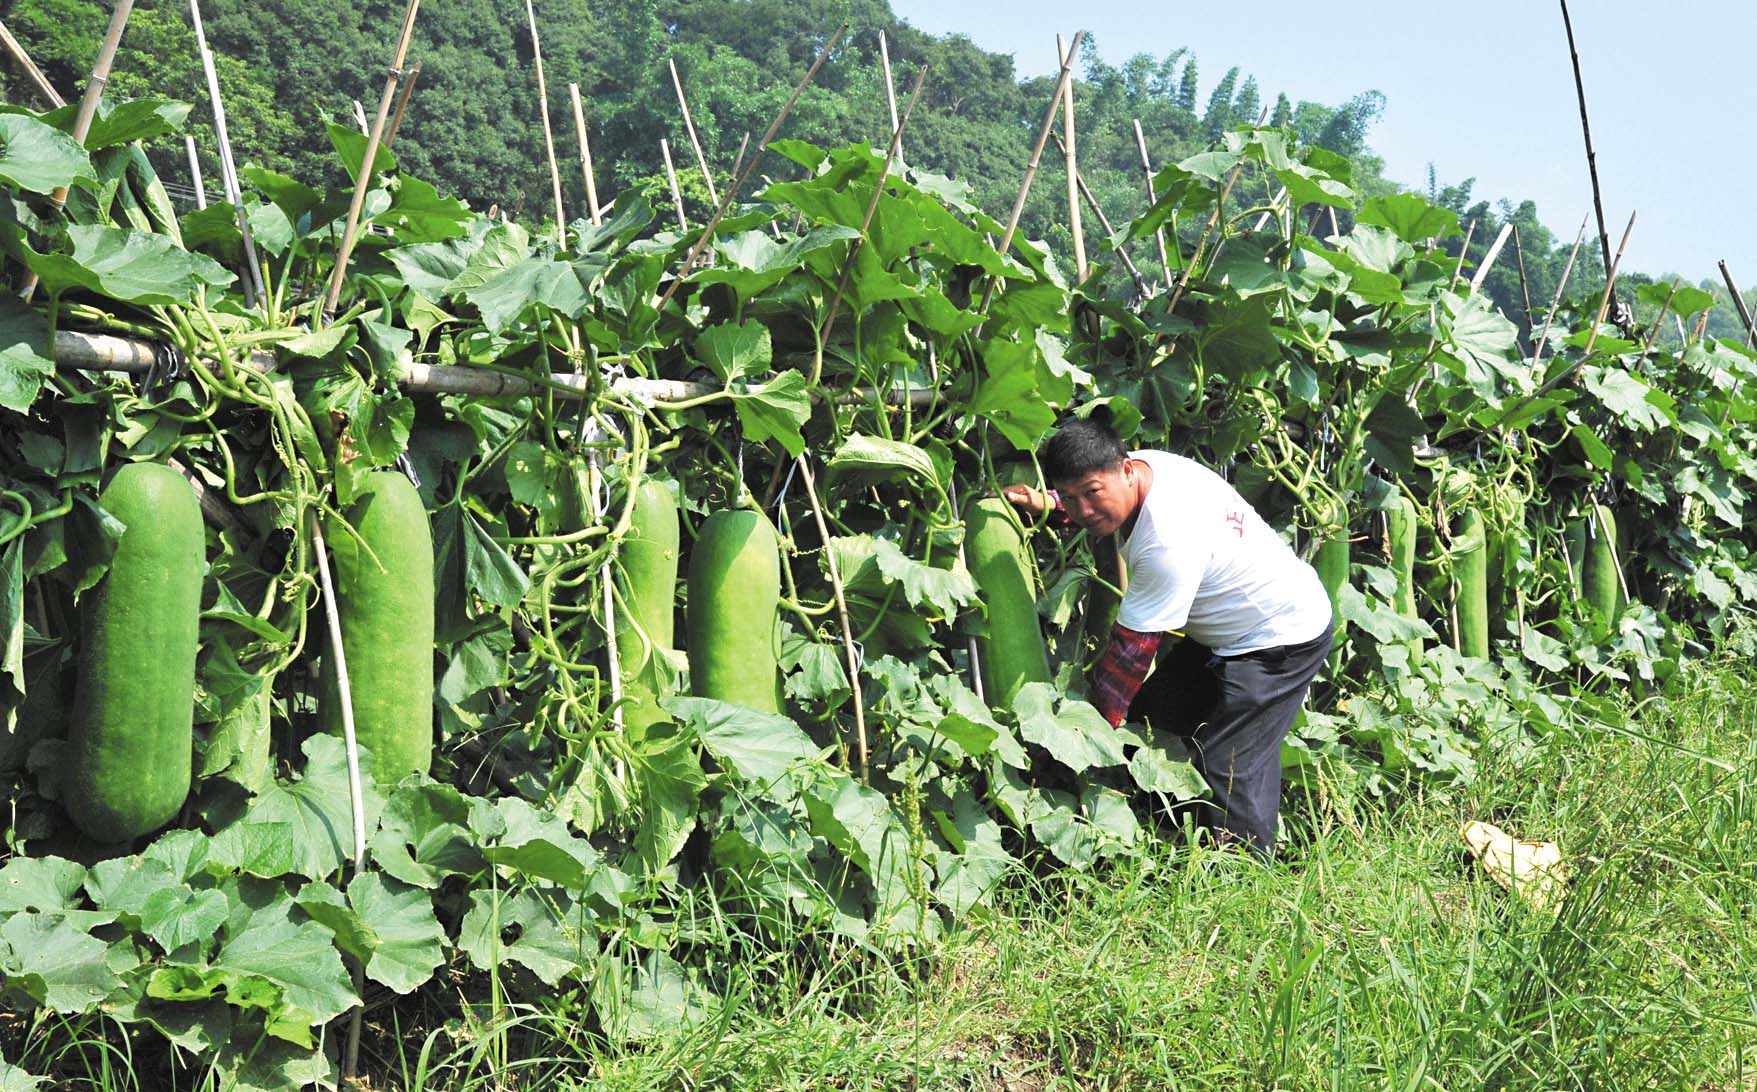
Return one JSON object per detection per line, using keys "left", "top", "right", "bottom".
{"left": 1114, "top": 450, "right": 1332, "bottom": 656}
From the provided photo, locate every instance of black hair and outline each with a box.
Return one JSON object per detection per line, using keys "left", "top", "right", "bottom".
{"left": 1042, "top": 415, "right": 1127, "bottom": 485}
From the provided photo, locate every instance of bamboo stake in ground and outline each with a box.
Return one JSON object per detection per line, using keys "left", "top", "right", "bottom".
{"left": 1470, "top": 222, "right": 1515, "bottom": 293}
{"left": 1056, "top": 34, "right": 1087, "bottom": 282}
{"left": 1493, "top": 211, "right": 1635, "bottom": 429}
{"left": 184, "top": 135, "right": 207, "bottom": 209}
{"left": 1510, "top": 223, "right": 1535, "bottom": 336}
{"left": 567, "top": 83, "right": 602, "bottom": 226}
{"left": 653, "top": 22, "right": 848, "bottom": 317}
{"left": 1719, "top": 260, "right": 1757, "bottom": 348}
{"left": 309, "top": 515, "right": 370, "bottom": 1081}
{"left": 796, "top": 454, "right": 870, "bottom": 781}
{"left": 21, "top": 0, "right": 135, "bottom": 303}
{"left": 190, "top": 0, "right": 265, "bottom": 307}
{"left": 1133, "top": 119, "right": 1173, "bottom": 292}
{"left": 660, "top": 138, "right": 688, "bottom": 231}
{"left": 668, "top": 58, "right": 720, "bottom": 208}
{"left": 525, "top": 0, "right": 567, "bottom": 249}
{"left": 323, "top": 0, "right": 422, "bottom": 320}
{"left": 1529, "top": 215, "right": 1590, "bottom": 372}
{"left": 819, "top": 64, "right": 928, "bottom": 346}
{"left": 383, "top": 60, "right": 421, "bottom": 149}
{"left": 976, "top": 29, "right": 1084, "bottom": 313}
{"left": 878, "top": 29, "right": 902, "bottom": 163}
{"left": 1051, "top": 132, "right": 1149, "bottom": 298}
{"left": 0, "top": 19, "right": 66, "bottom": 107}
{"left": 1559, "top": 0, "right": 1614, "bottom": 284}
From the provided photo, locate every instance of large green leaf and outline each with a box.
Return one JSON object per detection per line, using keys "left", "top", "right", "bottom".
{"left": 826, "top": 433, "right": 941, "bottom": 493}
{"left": 1015, "top": 684, "right": 1128, "bottom": 773}
{"left": 663, "top": 696, "right": 822, "bottom": 784}
{"left": 214, "top": 734, "right": 385, "bottom": 881}
{"left": 0, "top": 911, "right": 126, "bottom": 1013}
{"left": 24, "top": 225, "right": 234, "bottom": 305}
{"left": 0, "top": 114, "right": 95, "bottom": 193}
{"left": 294, "top": 873, "right": 443, "bottom": 994}
{"left": 730, "top": 371, "right": 811, "bottom": 456}
{"left": 457, "top": 886, "right": 594, "bottom": 986}
{"left": 1355, "top": 193, "right": 1461, "bottom": 243}
{"left": 368, "top": 779, "right": 484, "bottom": 888}
{"left": 475, "top": 796, "right": 600, "bottom": 887}
{"left": 0, "top": 295, "right": 52, "bottom": 414}
{"left": 695, "top": 319, "right": 771, "bottom": 383}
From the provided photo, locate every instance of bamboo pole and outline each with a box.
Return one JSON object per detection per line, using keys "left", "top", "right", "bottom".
{"left": 525, "top": 0, "right": 566, "bottom": 249}
{"left": 190, "top": 0, "right": 265, "bottom": 307}
{"left": 653, "top": 22, "right": 848, "bottom": 317}
{"left": 660, "top": 138, "right": 688, "bottom": 231}
{"left": 1636, "top": 279, "right": 1680, "bottom": 364}
{"left": 1051, "top": 132, "right": 1149, "bottom": 298}
{"left": 1510, "top": 223, "right": 1535, "bottom": 336}
{"left": 323, "top": 0, "right": 421, "bottom": 320}
{"left": 976, "top": 30, "right": 1082, "bottom": 312}
{"left": 976, "top": 29, "right": 1084, "bottom": 314}
{"left": 668, "top": 58, "right": 720, "bottom": 208}
{"left": 184, "top": 135, "right": 207, "bottom": 209}
{"left": 0, "top": 19, "right": 66, "bottom": 107}
{"left": 46, "top": 328, "right": 941, "bottom": 408}
{"left": 1056, "top": 34, "right": 1087, "bottom": 283}
{"left": 383, "top": 60, "right": 421, "bottom": 149}
{"left": 21, "top": 0, "right": 136, "bottom": 303}
{"left": 1719, "top": 261, "right": 1757, "bottom": 348}
{"left": 1529, "top": 216, "right": 1590, "bottom": 372}
{"left": 878, "top": 29, "right": 902, "bottom": 163}
{"left": 1450, "top": 218, "right": 1478, "bottom": 289}
{"left": 1493, "top": 211, "right": 1634, "bottom": 429}
{"left": 795, "top": 454, "right": 869, "bottom": 781}
{"left": 1559, "top": 0, "right": 1614, "bottom": 284}
{"left": 309, "top": 515, "right": 370, "bottom": 1081}
{"left": 1133, "top": 119, "right": 1173, "bottom": 292}
{"left": 568, "top": 83, "right": 602, "bottom": 226}
{"left": 1470, "top": 222, "right": 1515, "bottom": 293}
{"left": 819, "top": 64, "right": 927, "bottom": 346}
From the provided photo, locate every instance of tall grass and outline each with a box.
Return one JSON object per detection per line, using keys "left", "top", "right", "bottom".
{"left": 18, "top": 657, "right": 1757, "bottom": 1090}
{"left": 403, "top": 654, "right": 1757, "bottom": 1091}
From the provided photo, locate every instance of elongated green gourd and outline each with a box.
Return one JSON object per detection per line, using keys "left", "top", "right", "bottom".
{"left": 1082, "top": 535, "right": 1123, "bottom": 648}
{"left": 1314, "top": 536, "right": 1350, "bottom": 617}
{"left": 1452, "top": 509, "right": 1490, "bottom": 659}
{"left": 964, "top": 497, "right": 1051, "bottom": 706}
{"left": 1561, "top": 518, "right": 1587, "bottom": 597}
{"left": 1582, "top": 503, "right": 1620, "bottom": 642}
{"left": 615, "top": 479, "right": 680, "bottom": 732}
{"left": 320, "top": 471, "right": 435, "bottom": 785}
{"left": 1386, "top": 494, "right": 1423, "bottom": 662}
{"left": 65, "top": 463, "right": 203, "bottom": 842}
{"left": 687, "top": 509, "right": 782, "bottom": 713}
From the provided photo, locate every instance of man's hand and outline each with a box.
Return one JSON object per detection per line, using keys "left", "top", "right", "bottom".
{"left": 1000, "top": 482, "right": 1052, "bottom": 516}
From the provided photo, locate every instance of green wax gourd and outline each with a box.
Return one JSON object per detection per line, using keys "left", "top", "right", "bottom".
{"left": 1452, "top": 509, "right": 1490, "bottom": 659}
{"left": 1582, "top": 503, "right": 1621, "bottom": 642}
{"left": 1386, "top": 493, "right": 1423, "bottom": 662}
{"left": 687, "top": 509, "right": 783, "bottom": 713}
{"left": 964, "top": 497, "right": 1052, "bottom": 706}
{"left": 1314, "top": 536, "right": 1350, "bottom": 617}
{"left": 615, "top": 479, "right": 680, "bottom": 731}
{"left": 320, "top": 471, "right": 435, "bottom": 785}
{"left": 65, "top": 463, "right": 203, "bottom": 843}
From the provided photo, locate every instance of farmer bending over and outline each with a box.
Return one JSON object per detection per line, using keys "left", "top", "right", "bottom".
{"left": 1002, "top": 416, "right": 1334, "bottom": 855}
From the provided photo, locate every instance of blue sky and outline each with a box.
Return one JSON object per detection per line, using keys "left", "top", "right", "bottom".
{"left": 888, "top": 0, "right": 1757, "bottom": 284}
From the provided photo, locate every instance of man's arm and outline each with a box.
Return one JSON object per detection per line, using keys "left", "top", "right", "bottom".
{"left": 1090, "top": 622, "right": 1161, "bottom": 727}
{"left": 999, "top": 483, "right": 1076, "bottom": 529}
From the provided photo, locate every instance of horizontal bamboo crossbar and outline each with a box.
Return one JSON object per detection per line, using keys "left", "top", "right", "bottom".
{"left": 50, "top": 329, "right": 937, "bottom": 408}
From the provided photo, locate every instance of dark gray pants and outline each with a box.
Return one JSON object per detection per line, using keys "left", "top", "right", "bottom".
{"left": 1127, "top": 622, "right": 1333, "bottom": 855}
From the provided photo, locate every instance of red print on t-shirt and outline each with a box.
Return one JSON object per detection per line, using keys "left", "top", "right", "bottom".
{"left": 1224, "top": 510, "right": 1245, "bottom": 538}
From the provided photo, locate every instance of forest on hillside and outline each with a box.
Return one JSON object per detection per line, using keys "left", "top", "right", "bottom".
{"left": 3, "top": 0, "right": 1752, "bottom": 341}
